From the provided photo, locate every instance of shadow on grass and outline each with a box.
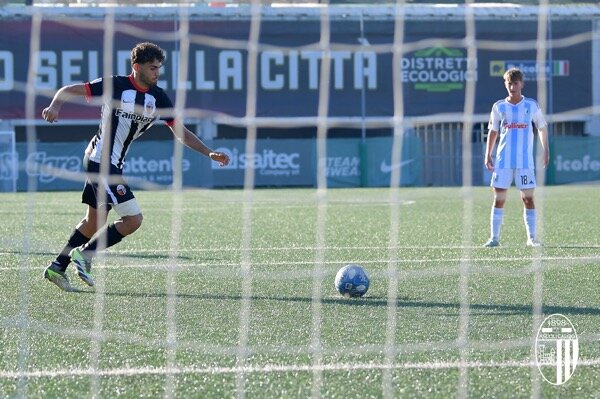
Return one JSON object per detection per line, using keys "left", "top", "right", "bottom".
{"left": 545, "top": 245, "right": 600, "bottom": 250}
{"left": 4, "top": 250, "right": 56, "bottom": 257}
{"left": 5, "top": 249, "right": 199, "bottom": 262}
{"left": 79, "top": 290, "right": 600, "bottom": 317}
{"left": 114, "top": 252, "right": 197, "bottom": 261}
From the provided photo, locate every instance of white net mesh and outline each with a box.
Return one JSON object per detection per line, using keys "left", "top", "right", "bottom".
{"left": 2, "top": 1, "right": 600, "bottom": 398}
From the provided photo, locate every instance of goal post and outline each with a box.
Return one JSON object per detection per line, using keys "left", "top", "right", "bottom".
{"left": 0, "top": 130, "right": 17, "bottom": 193}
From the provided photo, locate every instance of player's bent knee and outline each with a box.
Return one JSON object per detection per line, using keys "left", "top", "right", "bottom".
{"left": 119, "top": 214, "right": 143, "bottom": 235}
{"left": 134, "top": 213, "right": 144, "bottom": 229}
{"left": 127, "top": 214, "right": 143, "bottom": 231}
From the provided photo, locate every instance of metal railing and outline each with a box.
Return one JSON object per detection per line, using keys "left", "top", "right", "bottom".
{"left": 412, "top": 120, "right": 586, "bottom": 186}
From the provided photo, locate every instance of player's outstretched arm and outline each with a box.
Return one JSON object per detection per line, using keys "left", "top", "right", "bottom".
{"left": 168, "top": 122, "right": 230, "bottom": 167}
{"left": 42, "top": 83, "right": 88, "bottom": 123}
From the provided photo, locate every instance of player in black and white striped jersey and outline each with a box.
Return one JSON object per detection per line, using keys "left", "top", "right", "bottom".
{"left": 42, "top": 42, "right": 229, "bottom": 291}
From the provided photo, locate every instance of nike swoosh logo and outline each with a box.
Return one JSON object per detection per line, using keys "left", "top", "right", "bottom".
{"left": 380, "top": 159, "right": 415, "bottom": 173}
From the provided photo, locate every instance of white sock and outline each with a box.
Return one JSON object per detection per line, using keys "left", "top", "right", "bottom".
{"left": 524, "top": 208, "right": 536, "bottom": 240}
{"left": 491, "top": 207, "right": 504, "bottom": 241}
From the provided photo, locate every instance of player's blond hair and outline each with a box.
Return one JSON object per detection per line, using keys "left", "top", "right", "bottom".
{"left": 503, "top": 68, "right": 524, "bottom": 83}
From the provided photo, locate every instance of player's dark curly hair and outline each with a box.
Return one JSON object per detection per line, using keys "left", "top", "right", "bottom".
{"left": 131, "top": 42, "right": 166, "bottom": 65}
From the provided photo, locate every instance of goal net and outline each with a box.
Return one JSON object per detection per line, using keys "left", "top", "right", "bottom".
{"left": 0, "top": 130, "right": 17, "bottom": 192}
{"left": 1, "top": 1, "right": 599, "bottom": 397}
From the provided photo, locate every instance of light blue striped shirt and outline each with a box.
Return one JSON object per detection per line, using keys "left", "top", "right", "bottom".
{"left": 488, "top": 96, "right": 547, "bottom": 169}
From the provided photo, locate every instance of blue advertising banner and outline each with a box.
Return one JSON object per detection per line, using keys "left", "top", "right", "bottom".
{"left": 15, "top": 141, "right": 208, "bottom": 192}
{"left": 122, "top": 142, "right": 206, "bottom": 187}
{"left": 16, "top": 142, "right": 87, "bottom": 191}
{"left": 205, "top": 137, "right": 422, "bottom": 188}
{"left": 14, "top": 137, "right": 423, "bottom": 191}
{"left": 320, "top": 136, "right": 423, "bottom": 187}
{"left": 364, "top": 136, "right": 422, "bottom": 187}
{"left": 19, "top": 136, "right": 600, "bottom": 189}
{"left": 0, "top": 18, "right": 592, "bottom": 120}
{"left": 326, "top": 139, "right": 362, "bottom": 188}
{"left": 205, "top": 139, "right": 315, "bottom": 187}
{"left": 551, "top": 137, "right": 600, "bottom": 185}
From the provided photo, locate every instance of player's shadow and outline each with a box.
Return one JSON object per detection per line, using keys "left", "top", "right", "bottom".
{"left": 545, "top": 245, "right": 600, "bottom": 249}
{"left": 85, "top": 291, "right": 600, "bottom": 317}
{"left": 114, "top": 252, "right": 196, "bottom": 261}
{"left": 3, "top": 249, "right": 196, "bottom": 261}
{"left": 4, "top": 249, "right": 57, "bottom": 257}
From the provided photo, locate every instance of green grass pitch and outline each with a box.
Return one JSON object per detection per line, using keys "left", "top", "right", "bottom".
{"left": 1, "top": 185, "right": 599, "bottom": 398}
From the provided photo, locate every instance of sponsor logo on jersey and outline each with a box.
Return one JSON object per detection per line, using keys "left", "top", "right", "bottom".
{"left": 503, "top": 122, "right": 529, "bottom": 129}
{"left": 114, "top": 108, "right": 155, "bottom": 124}
{"left": 144, "top": 97, "right": 156, "bottom": 117}
{"left": 121, "top": 90, "right": 136, "bottom": 109}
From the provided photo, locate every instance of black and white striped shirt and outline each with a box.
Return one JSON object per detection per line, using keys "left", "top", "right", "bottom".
{"left": 84, "top": 75, "right": 175, "bottom": 169}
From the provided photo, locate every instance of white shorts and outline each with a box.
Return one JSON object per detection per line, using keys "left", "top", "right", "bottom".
{"left": 490, "top": 168, "right": 537, "bottom": 190}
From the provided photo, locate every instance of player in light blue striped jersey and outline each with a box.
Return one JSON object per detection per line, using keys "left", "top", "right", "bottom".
{"left": 483, "top": 68, "right": 549, "bottom": 248}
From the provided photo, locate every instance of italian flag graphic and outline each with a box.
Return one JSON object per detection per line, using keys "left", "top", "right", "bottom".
{"left": 553, "top": 61, "right": 569, "bottom": 76}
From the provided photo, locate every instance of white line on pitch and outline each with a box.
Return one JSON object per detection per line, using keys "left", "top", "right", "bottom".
{"left": 0, "top": 255, "right": 598, "bottom": 272}
{"left": 1, "top": 358, "right": 600, "bottom": 380}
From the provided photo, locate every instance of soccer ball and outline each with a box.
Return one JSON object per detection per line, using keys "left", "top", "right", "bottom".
{"left": 334, "top": 264, "right": 370, "bottom": 298}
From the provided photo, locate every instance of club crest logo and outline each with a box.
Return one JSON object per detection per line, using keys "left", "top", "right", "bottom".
{"left": 143, "top": 95, "right": 156, "bottom": 117}
{"left": 535, "top": 314, "right": 578, "bottom": 385}
{"left": 116, "top": 184, "right": 127, "bottom": 196}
